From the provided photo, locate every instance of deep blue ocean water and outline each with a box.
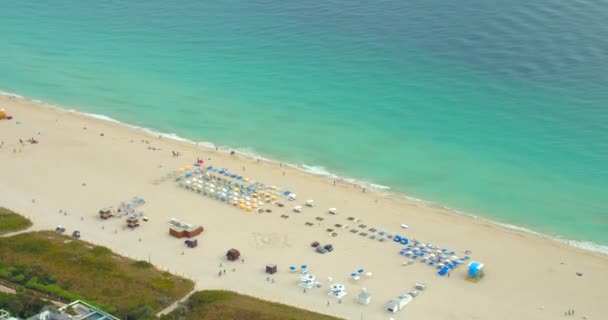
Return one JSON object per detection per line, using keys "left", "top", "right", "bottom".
{"left": 1, "top": 1, "right": 607, "bottom": 249}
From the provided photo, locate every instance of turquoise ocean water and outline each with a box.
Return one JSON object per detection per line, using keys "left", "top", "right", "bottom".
{"left": 1, "top": 1, "right": 607, "bottom": 250}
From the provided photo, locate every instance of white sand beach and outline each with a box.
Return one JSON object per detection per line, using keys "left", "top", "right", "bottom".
{"left": 1, "top": 95, "right": 607, "bottom": 320}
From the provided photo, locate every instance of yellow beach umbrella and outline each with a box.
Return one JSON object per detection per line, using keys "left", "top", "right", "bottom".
{"left": 271, "top": 195, "right": 277, "bottom": 201}
{"left": 239, "top": 203, "right": 245, "bottom": 209}
{"left": 244, "top": 177, "right": 249, "bottom": 182}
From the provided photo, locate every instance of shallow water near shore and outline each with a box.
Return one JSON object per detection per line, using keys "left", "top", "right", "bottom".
{"left": 1, "top": 0, "right": 607, "bottom": 248}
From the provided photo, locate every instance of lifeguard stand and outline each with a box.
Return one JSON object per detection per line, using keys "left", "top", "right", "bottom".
{"left": 466, "top": 261, "right": 485, "bottom": 283}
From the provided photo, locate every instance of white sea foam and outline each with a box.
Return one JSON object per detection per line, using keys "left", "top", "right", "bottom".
{"left": 2, "top": 89, "right": 608, "bottom": 256}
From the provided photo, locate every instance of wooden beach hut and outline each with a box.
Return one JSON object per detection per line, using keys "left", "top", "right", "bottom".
{"left": 185, "top": 239, "right": 198, "bottom": 248}
{"left": 265, "top": 264, "right": 277, "bottom": 274}
{"left": 98, "top": 208, "right": 113, "bottom": 219}
{"left": 169, "top": 219, "right": 204, "bottom": 238}
{"left": 126, "top": 216, "right": 140, "bottom": 228}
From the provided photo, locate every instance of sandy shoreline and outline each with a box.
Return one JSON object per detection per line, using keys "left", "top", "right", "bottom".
{"left": 1, "top": 94, "right": 607, "bottom": 319}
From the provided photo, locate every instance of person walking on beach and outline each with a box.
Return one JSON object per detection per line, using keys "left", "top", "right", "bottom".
{"left": 218, "top": 271, "right": 222, "bottom": 277}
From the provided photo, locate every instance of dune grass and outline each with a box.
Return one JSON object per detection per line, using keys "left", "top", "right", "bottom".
{"left": 0, "top": 231, "right": 194, "bottom": 319}
{"left": 160, "top": 290, "right": 341, "bottom": 320}
{"left": 0, "top": 208, "right": 32, "bottom": 235}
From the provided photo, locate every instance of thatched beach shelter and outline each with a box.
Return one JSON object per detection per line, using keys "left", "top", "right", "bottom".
{"left": 226, "top": 248, "right": 241, "bottom": 261}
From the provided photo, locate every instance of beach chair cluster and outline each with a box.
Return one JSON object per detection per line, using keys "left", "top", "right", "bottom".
{"left": 152, "top": 171, "right": 180, "bottom": 185}
{"left": 121, "top": 197, "right": 146, "bottom": 210}
{"left": 177, "top": 165, "right": 297, "bottom": 212}
{"left": 349, "top": 268, "right": 372, "bottom": 281}
{"left": 387, "top": 283, "right": 425, "bottom": 313}
{"left": 99, "top": 197, "right": 146, "bottom": 220}
{"left": 348, "top": 223, "right": 391, "bottom": 242}
{"left": 398, "top": 240, "right": 471, "bottom": 276}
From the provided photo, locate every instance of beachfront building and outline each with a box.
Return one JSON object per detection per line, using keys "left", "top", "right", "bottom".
{"left": 0, "top": 309, "right": 20, "bottom": 320}
{"left": 24, "top": 300, "right": 119, "bottom": 320}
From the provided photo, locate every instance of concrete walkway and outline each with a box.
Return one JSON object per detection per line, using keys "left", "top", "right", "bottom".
{"left": 155, "top": 289, "right": 196, "bottom": 316}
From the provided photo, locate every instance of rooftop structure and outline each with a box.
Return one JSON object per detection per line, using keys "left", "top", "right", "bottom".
{"left": 57, "top": 301, "right": 118, "bottom": 320}
{"left": 1, "top": 309, "right": 21, "bottom": 320}
{"left": 23, "top": 301, "right": 119, "bottom": 320}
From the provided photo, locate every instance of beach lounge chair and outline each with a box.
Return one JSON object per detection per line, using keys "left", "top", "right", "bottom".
{"left": 438, "top": 267, "right": 450, "bottom": 276}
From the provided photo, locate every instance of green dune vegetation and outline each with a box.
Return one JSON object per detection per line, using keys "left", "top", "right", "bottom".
{"left": 159, "top": 290, "right": 340, "bottom": 320}
{"left": 0, "top": 208, "right": 32, "bottom": 235}
{"left": 0, "top": 231, "right": 194, "bottom": 319}
{"left": 0, "top": 230, "right": 341, "bottom": 320}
